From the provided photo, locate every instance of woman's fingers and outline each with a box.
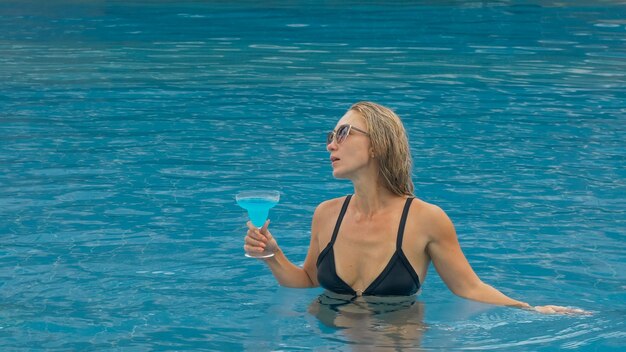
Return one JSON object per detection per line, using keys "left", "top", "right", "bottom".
{"left": 534, "top": 306, "right": 557, "bottom": 314}
{"left": 243, "top": 243, "right": 265, "bottom": 254}
{"left": 246, "top": 221, "right": 267, "bottom": 241}
{"left": 244, "top": 234, "right": 266, "bottom": 248}
{"left": 260, "top": 219, "right": 270, "bottom": 234}
{"left": 533, "top": 305, "right": 592, "bottom": 315}
{"left": 246, "top": 221, "right": 256, "bottom": 230}
{"left": 244, "top": 220, "right": 275, "bottom": 255}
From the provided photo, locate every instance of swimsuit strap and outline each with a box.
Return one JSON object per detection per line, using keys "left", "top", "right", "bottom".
{"left": 330, "top": 194, "right": 352, "bottom": 245}
{"left": 396, "top": 197, "right": 415, "bottom": 250}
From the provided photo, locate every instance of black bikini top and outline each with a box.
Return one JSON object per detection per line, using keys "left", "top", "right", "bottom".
{"left": 316, "top": 195, "right": 421, "bottom": 296}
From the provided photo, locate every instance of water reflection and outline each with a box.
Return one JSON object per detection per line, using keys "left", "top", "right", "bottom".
{"left": 309, "top": 291, "right": 426, "bottom": 351}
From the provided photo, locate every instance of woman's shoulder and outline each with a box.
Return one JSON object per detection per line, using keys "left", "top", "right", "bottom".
{"left": 410, "top": 197, "right": 445, "bottom": 216}
{"left": 314, "top": 195, "right": 349, "bottom": 217}
{"left": 409, "top": 197, "right": 455, "bottom": 238}
{"left": 310, "top": 196, "right": 349, "bottom": 239}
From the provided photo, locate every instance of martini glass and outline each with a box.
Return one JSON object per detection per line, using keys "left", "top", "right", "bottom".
{"left": 236, "top": 190, "right": 280, "bottom": 258}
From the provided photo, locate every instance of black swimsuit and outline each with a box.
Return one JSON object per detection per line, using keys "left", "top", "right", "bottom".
{"left": 316, "top": 195, "right": 421, "bottom": 297}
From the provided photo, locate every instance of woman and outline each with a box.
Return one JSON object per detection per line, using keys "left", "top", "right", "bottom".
{"left": 244, "top": 101, "right": 585, "bottom": 315}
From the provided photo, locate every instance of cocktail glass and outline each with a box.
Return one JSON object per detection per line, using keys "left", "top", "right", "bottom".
{"left": 236, "top": 190, "right": 280, "bottom": 258}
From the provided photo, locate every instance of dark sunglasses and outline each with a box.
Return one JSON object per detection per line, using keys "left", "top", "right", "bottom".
{"left": 326, "top": 124, "right": 369, "bottom": 145}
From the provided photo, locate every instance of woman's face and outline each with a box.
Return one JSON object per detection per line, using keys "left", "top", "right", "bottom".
{"left": 326, "top": 110, "right": 373, "bottom": 179}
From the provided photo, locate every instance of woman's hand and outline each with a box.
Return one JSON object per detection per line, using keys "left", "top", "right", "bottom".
{"left": 244, "top": 220, "right": 279, "bottom": 257}
{"left": 529, "top": 305, "right": 591, "bottom": 315}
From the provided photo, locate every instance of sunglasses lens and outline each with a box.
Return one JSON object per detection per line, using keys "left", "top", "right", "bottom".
{"left": 326, "top": 132, "right": 334, "bottom": 145}
{"left": 336, "top": 125, "right": 350, "bottom": 143}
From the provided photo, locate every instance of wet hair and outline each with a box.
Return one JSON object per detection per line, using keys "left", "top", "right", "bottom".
{"left": 349, "top": 101, "right": 415, "bottom": 196}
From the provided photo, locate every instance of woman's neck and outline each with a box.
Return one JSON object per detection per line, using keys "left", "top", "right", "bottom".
{"left": 351, "top": 178, "right": 397, "bottom": 219}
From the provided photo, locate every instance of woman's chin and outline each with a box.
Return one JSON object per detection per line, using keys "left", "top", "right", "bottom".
{"left": 332, "top": 169, "right": 345, "bottom": 179}
{"left": 332, "top": 169, "right": 350, "bottom": 179}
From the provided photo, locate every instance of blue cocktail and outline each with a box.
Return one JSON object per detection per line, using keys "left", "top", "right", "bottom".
{"left": 236, "top": 190, "right": 280, "bottom": 258}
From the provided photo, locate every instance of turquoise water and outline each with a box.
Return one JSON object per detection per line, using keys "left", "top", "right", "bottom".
{"left": 1, "top": 0, "right": 625, "bottom": 351}
{"left": 236, "top": 197, "right": 278, "bottom": 228}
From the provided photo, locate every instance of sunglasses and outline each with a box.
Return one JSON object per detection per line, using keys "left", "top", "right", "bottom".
{"left": 326, "top": 124, "right": 369, "bottom": 145}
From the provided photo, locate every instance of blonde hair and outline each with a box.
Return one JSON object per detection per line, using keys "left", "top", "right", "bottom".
{"left": 349, "top": 101, "right": 415, "bottom": 197}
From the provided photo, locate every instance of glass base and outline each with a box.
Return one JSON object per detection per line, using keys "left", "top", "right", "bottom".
{"left": 245, "top": 252, "right": 275, "bottom": 259}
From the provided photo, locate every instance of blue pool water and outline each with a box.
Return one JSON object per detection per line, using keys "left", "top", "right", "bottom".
{"left": 1, "top": 1, "right": 625, "bottom": 350}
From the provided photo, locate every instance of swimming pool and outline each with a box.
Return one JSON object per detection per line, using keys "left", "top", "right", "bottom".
{"left": 1, "top": 0, "right": 624, "bottom": 350}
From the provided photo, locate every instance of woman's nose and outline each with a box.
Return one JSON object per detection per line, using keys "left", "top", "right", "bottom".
{"left": 326, "top": 139, "right": 337, "bottom": 152}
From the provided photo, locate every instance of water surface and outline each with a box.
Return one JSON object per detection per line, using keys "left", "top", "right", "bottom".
{"left": 1, "top": 1, "right": 625, "bottom": 350}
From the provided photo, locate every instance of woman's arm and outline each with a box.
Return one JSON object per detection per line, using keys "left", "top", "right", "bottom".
{"left": 244, "top": 202, "right": 326, "bottom": 288}
{"left": 424, "top": 204, "right": 588, "bottom": 314}
{"left": 424, "top": 204, "right": 529, "bottom": 307}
